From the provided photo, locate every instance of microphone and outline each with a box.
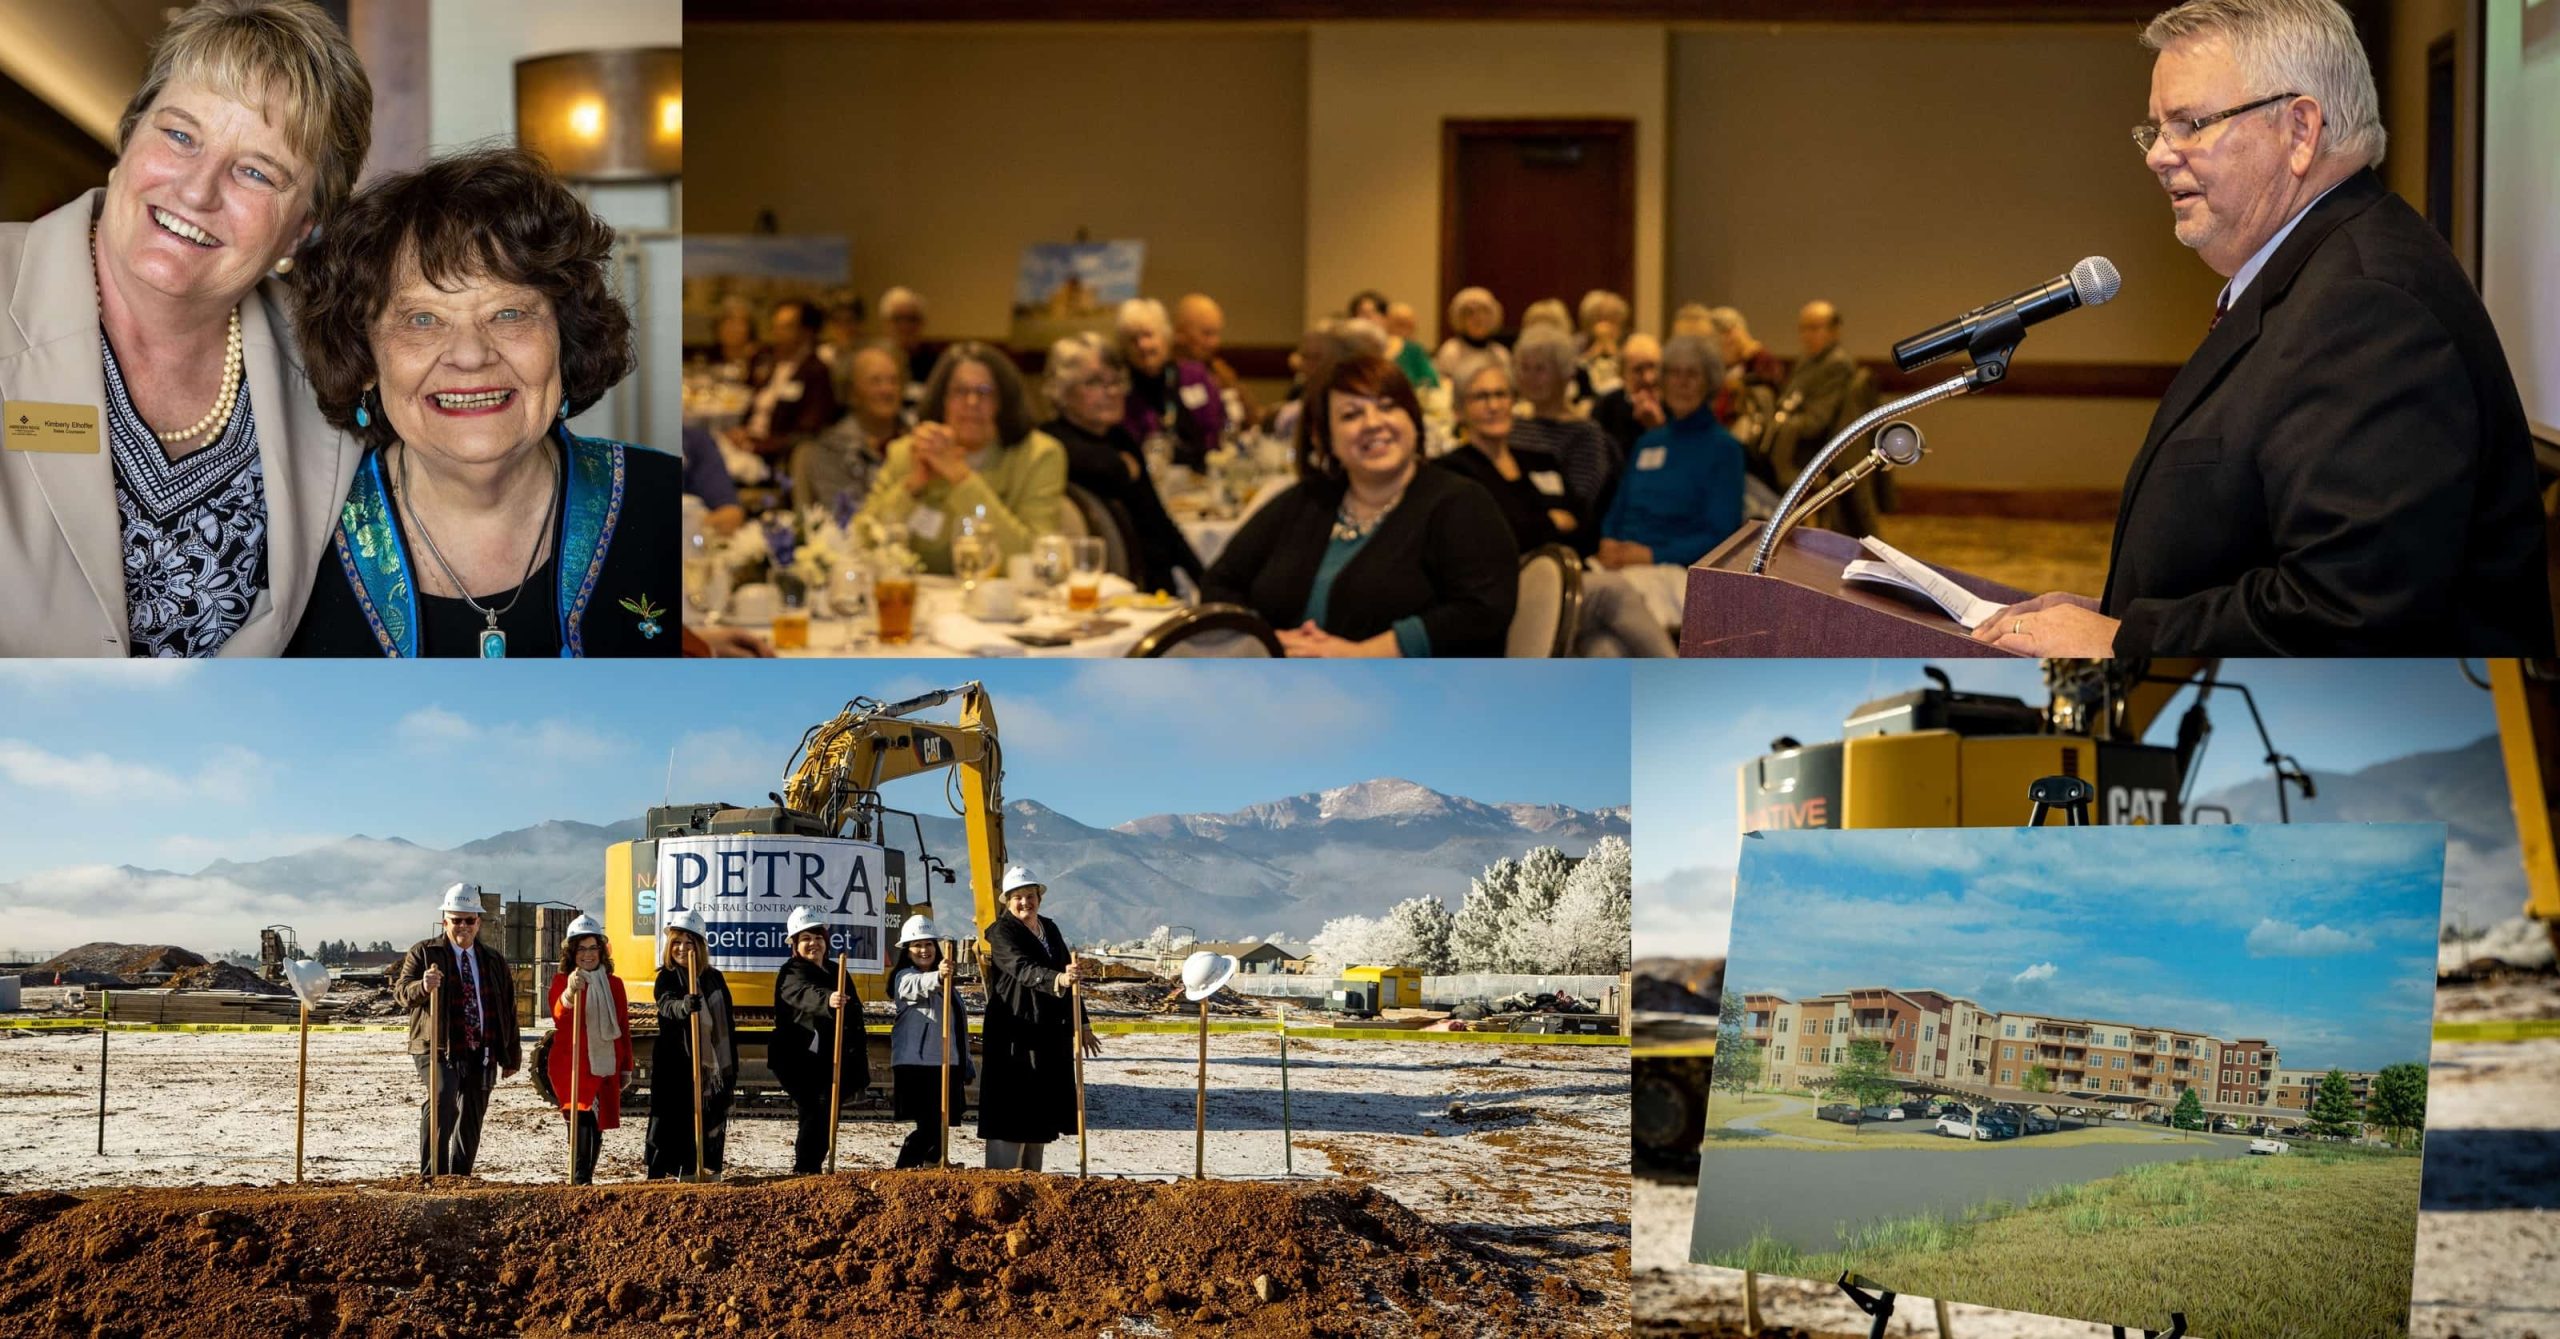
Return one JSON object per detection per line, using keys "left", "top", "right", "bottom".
{"left": 1892, "top": 257, "right": 2122, "bottom": 372}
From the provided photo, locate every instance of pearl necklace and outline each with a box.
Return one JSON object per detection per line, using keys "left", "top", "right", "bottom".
{"left": 91, "top": 223, "right": 244, "bottom": 445}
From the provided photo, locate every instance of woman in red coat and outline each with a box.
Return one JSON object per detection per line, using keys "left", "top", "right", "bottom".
{"left": 547, "top": 914, "right": 633, "bottom": 1184}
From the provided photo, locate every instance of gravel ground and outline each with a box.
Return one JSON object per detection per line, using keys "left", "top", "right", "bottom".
{"left": 1636, "top": 977, "right": 2560, "bottom": 1337}
{"left": 0, "top": 1021, "right": 1630, "bottom": 1332}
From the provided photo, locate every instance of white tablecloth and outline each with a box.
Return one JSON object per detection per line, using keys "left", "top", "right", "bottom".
{"left": 732, "top": 575, "right": 1176, "bottom": 659}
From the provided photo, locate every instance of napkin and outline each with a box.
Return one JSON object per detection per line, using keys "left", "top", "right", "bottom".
{"left": 929, "top": 612, "right": 1027, "bottom": 657}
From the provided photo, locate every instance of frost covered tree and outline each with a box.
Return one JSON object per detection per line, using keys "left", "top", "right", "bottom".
{"left": 1385, "top": 895, "right": 1456, "bottom": 974}
{"left": 1309, "top": 914, "right": 1397, "bottom": 968}
{"left": 1450, "top": 856, "right": 1522, "bottom": 972}
{"left": 1484, "top": 846, "right": 1580, "bottom": 972}
{"left": 1540, "top": 837, "right": 1631, "bottom": 973}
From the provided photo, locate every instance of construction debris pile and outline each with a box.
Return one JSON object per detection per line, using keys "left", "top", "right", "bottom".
{"left": 1081, "top": 979, "right": 1269, "bottom": 1018}
{"left": 160, "top": 963, "right": 289, "bottom": 996}
{"left": 0, "top": 1173, "right": 1593, "bottom": 1338}
{"left": 17, "top": 943, "right": 208, "bottom": 989}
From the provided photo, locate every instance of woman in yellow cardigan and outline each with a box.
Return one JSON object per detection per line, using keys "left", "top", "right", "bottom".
{"left": 857, "top": 342, "right": 1065, "bottom": 575}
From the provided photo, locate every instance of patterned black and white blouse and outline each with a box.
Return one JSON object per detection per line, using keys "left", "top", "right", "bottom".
{"left": 102, "top": 331, "right": 267, "bottom": 658}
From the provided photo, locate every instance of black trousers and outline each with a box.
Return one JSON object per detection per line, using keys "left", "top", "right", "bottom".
{"left": 893, "top": 1064, "right": 964, "bottom": 1169}
{"left": 644, "top": 1086, "right": 735, "bottom": 1179}
{"left": 776, "top": 1064, "right": 834, "bottom": 1174}
{"left": 569, "top": 1111, "right": 602, "bottom": 1184}
{"left": 415, "top": 1051, "right": 495, "bottom": 1176}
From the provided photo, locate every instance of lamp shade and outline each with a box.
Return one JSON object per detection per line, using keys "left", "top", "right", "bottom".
{"left": 514, "top": 47, "right": 680, "bottom": 182}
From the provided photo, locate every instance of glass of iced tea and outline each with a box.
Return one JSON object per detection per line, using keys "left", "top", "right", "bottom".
{"left": 770, "top": 608, "right": 811, "bottom": 651}
{"left": 1066, "top": 536, "right": 1106, "bottom": 614}
{"left": 877, "top": 573, "right": 918, "bottom": 645}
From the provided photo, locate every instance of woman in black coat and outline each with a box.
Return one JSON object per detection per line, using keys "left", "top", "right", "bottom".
{"left": 769, "top": 910, "right": 865, "bottom": 1174}
{"left": 1042, "top": 332, "right": 1203, "bottom": 593}
{"left": 1202, "top": 353, "right": 1516, "bottom": 657}
{"left": 647, "top": 913, "right": 739, "bottom": 1179}
{"left": 977, "top": 865, "right": 1100, "bottom": 1170}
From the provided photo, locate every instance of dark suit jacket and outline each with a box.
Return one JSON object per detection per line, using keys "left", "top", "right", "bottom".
{"left": 2102, "top": 170, "right": 2550, "bottom": 655}
{"left": 394, "top": 937, "right": 521, "bottom": 1070}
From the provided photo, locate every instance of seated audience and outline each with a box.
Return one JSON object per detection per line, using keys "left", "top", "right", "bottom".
{"left": 1600, "top": 334, "right": 1743, "bottom": 571}
{"left": 1591, "top": 332, "right": 1663, "bottom": 457}
{"left": 683, "top": 425, "right": 745, "bottom": 537}
{"left": 1778, "top": 299, "right": 1859, "bottom": 453}
{"left": 857, "top": 343, "right": 1066, "bottom": 573}
{"left": 1117, "top": 297, "right": 1226, "bottom": 471}
{"left": 791, "top": 340, "right": 909, "bottom": 513}
{"left": 1433, "top": 286, "right": 1509, "bottom": 387}
{"left": 1371, "top": 296, "right": 1438, "bottom": 391}
{"left": 881, "top": 286, "right": 936, "bottom": 388}
{"left": 1670, "top": 302, "right": 1717, "bottom": 340}
{"left": 1437, "top": 358, "right": 1580, "bottom": 554}
{"left": 1577, "top": 289, "right": 1630, "bottom": 398}
{"left": 1506, "top": 328, "right": 1623, "bottom": 528}
{"left": 1520, "top": 298, "right": 1573, "bottom": 335}
{"left": 1204, "top": 355, "right": 1515, "bottom": 657}
{"left": 731, "top": 298, "right": 839, "bottom": 458}
{"left": 1271, "top": 317, "right": 1391, "bottom": 447}
{"left": 1706, "top": 306, "right": 1787, "bottom": 427}
{"left": 1042, "top": 333, "right": 1202, "bottom": 592}
{"left": 1173, "top": 292, "right": 1264, "bottom": 432}
{"left": 1347, "top": 290, "right": 1388, "bottom": 322}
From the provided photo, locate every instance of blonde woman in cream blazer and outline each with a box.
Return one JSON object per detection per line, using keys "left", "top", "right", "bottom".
{"left": 0, "top": 0, "right": 371, "bottom": 657}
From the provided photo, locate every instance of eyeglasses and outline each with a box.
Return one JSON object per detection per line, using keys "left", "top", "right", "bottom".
{"left": 947, "top": 384, "right": 1000, "bottom": 402}
{"left": 2132, "top": 92, "right": 2298, "bottom": 153}
{"left": 1464, "top": 388, "right": 1515, "bottom": 405}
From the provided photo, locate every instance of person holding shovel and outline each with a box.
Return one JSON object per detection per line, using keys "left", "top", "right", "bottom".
{"left": 393, "top": 883, "right": 520, "bottom": 1175}
{"left": 646, "top": 909, "right": 738, "bottom": 1180}
{"left": 545, "top": 915, "right": 630, "bottom": 1185}
{"left": 770, "top": 906, "right": 865, "bottom": 1175}
{"left": 978, "top": 866, "right": 1101, "bottom": 1171}
{"left": 888, "top": 913, "right": 973, "bottom": 1169}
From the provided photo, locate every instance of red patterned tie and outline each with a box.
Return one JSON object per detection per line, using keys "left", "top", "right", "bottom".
{"left": 2210, "top": 291, "right": 2230, "bottom": 331}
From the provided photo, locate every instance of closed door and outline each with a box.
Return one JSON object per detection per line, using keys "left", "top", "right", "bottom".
{"left": 1441, "top": 119, "right": 1636, "bottom": 339}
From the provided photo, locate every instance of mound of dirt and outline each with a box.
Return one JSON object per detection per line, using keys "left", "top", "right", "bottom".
{"left": 0, "top": 1173, "right": 1591, "bottom": 1338}
{"left": 31, "top": 943, "right": 208, "bottom": 987}
{"left": 161, "top": 963, "right": 290, "bottom": 996}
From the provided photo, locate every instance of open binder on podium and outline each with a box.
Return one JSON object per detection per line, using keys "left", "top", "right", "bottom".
{"left": 1679, "top": 522, "right": 2031, "bottom": 657}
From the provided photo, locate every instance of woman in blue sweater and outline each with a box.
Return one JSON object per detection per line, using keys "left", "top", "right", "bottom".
{"left": 1598, "top": 333, "right": 1744, "bottom": 572}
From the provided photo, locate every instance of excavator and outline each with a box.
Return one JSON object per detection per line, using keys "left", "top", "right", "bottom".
{"left": 1633, "top": 657, "right": 2325, "bottom": 1167}
{"left": 531, "top": 682, "right": 1010, "bottom": 1110}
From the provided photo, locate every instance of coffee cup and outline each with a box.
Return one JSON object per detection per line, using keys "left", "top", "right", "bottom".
{"left": 728, "top": 581, "right": 780, "bottom": 625}
{"left": 969, "top": 577, "right": 1020, "bottom": 622}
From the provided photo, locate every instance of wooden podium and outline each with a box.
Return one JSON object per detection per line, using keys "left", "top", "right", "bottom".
{"left": 1679, "top": 523, "right": 2030, "bottom": 657}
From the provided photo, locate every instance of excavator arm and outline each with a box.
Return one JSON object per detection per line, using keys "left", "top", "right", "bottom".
{"left": 781, "top": 682, "right": 1009, "bottom": 949}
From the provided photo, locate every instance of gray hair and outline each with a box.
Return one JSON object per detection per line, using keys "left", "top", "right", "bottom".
{"left": 1520, "top": 298, "right": 1572, "bottom": 334}
{"left": 1578, "top": 289, "right": 1630, "bottom": 332}
{"left": 1661, "top": 333, "right": 1725, "bottom": 384}
{"left": 1511, "top": 326, "right": 1580, "bottom": 383}
{"left": 1705, "top": 306, "right": 1751, "bottom": 340}
{"left": 2142, "top": 0, "right": 2384, "bottom": 167}
{"left": 1042, "top": 331, "right": 1124, "bottom": 405}
{"left": 1446, "top": 286, "right": 1503, "bottom": 329}
{"left": 1115, "top": 297, "right": 1171, "bottom": 340}
{"left": 880, "top": 286, "right": 926, "bottom": 318}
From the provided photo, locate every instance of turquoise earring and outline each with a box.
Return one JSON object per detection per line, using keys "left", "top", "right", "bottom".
{"left": 355, "top": 402, "right": 371, "bottom": 428}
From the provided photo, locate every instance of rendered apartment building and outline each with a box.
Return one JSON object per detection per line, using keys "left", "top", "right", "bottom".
{"left": 1742, "top": 987, "right": 2286, "bottom": 1110}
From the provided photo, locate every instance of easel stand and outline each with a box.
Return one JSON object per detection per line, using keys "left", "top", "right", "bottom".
{"left": 1838, "top": 1274, "right": 1896, "bottom": 1339}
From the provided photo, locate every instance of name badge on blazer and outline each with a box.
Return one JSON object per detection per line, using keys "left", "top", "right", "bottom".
{"left": 1178, "top": 382, "right": 1210, "bottom": 410}
{"left": 3, "top": 401, "right": 101, "bottom": 454}
{"left": 1636, "top": 445, "right": 1668, "bottom": 471}
{"left": 1529, "top": 470, "right": 1567, "bottom": 497}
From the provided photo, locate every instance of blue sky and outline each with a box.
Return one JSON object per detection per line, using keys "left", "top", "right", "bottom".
{"left": 1725, "top": 825, "right": 2444, "bottom": 1073}
{"left": 1633, "top": 660, "right": 2506, "bottom": 958}
{"left": 0, "top": 660, "right": 1629, "bottom": 881}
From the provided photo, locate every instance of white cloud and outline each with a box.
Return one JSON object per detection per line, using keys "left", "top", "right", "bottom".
{"left": 2245, "top": 917, "right": 2370, "bottom": 958}
{"left": 0, "top": 661, "right": 199, "bottom": 691}
{"left": 396, "top": 706, "right": 478, "bottom": 748}
{"left": 2012, "top": 961, "right": 2059, "bottom": 985}
{"left": 672, "top": 727, "right": 782, "bottom": 799}
{"left": 393, "top": 706, "right": 624, "bottom": 765}
{"left": 1632, "top": 867, "right": 1734, "bottom": 959}
{"left": 0, "top": 740, "right": 265, "bottom": 804}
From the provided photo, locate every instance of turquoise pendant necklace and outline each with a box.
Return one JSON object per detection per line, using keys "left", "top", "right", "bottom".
{"left": 397, "top": 442, "right": 560, "bottom": 658}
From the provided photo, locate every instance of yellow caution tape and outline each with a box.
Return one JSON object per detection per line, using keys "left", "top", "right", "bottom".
{"left": 1632, "top": 1041, "right": 1720, "bottom": 1059}
{"left": 2, "top": 1019, "right": 408, "bottom": 1033}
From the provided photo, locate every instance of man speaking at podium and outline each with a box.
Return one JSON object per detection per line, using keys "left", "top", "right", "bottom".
{"left": 1980, "top": 0, "right": 2549, "bottom": 657}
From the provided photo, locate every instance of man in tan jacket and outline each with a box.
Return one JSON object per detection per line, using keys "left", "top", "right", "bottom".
{"left": 394, "top": 883, "right": 521, "bottom": 1175}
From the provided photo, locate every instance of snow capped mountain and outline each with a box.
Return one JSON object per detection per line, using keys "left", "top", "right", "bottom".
{"left": 2, "top": 783, "right": 1621, "bottom": 953}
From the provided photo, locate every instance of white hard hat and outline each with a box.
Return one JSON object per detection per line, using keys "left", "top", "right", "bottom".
{"left": 897, "top": 913, "right": 940, "bottom": 946}
{"left": 1181, "top": 950, "right": 1239, "bottom": 1002}
{"left": 565, "top": 914, "right": 604, "bottom": 942}
{"left": 1000, "top": 865, "right": 1045, "bottom": 897}
{"left": 785, "top": 906, "right": 829, "bottom": 940}
{"left": 664, "top": 908, "right": 706, "bottom": 939}
{"left": 439, "top": 883, "right": 483, "bottom": 916}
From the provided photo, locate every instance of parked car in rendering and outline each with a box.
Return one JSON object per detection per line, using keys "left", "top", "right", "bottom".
{"left": 2248, "top": 1138, "right": 2290, "bottom": 1155}
{"left": 1976, "top": 1113, "right": 2023, "bottom": 1140}
{"left": 1934, "top": 1115, "right": 1980, "bottom": 1139}
{"left": 1817, "top": 1103, "right": 1864, "bottom": 1124}
{"left": 1860, "top": 1104, "right": 1907, "bottom": 1121}
{"left": 1899, "top": 1099, "right": 1933, "bottom": 1119}
{"left": 2023, "top": 1112, "right": 2060, "bottom": 1134}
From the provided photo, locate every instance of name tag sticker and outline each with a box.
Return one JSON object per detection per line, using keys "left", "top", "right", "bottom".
{"left": 3, "top": 401, "right": 101, "bottom": 454}
{"left": 1178, "top": 382, "right": 1210, "bottom": 410}
{"left": 1529, "top": 470, "right": 1567, "bottom": 496}
{"left": 907, "top": 506, "right": 948, "bottom": 542}
{"left": 1636, "top": 446, "right": 1668, "bottom": 471}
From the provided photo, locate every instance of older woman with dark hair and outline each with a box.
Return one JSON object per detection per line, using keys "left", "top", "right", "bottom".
{"left": 856, "top": 341, "right": 1066, "bottom": 575}
{"left": 0, "top": 0, "right": 372, "bottom": 657}
{"left": 1115, "top": 297, "right": 1224, "bottom": 471}
{"left": 284, "top": 146, "right": 677, "bottom": 657}
{"left": 1041, "top": 333, "right": 1199, "bottom": 591}
{"left": 1204, "top": 355, "right": 1515, "bottom": 657}
{"left": 1599, "top": 333, "right": 1744, "bottom": 572}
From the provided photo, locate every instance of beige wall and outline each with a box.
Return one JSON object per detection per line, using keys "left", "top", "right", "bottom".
{"left": 1302, "top": 23, "right": 1668, "bottom": 343}
{"left": 2381, "top": 0, "right": 2474, "bottom": 269}
{"left": 684, "top": 24, "right": 1310, "bottom": 346}
{"left": 1667, "top": 24, "right": 2227, "bottom": 490}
